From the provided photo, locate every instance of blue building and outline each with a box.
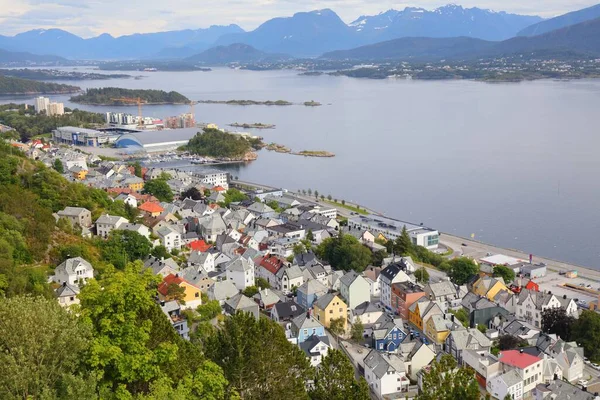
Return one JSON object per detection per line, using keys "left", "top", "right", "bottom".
{"left": 291, "top": 313, "right": 325, "bottom": 344}
{"left": 296, "top": 279, "right": 328, "bottom": 310}
{"left": 371, "top": 319, "right": 406, "bottom": 352}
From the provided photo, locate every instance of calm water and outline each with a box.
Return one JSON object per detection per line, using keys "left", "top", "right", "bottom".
{"left": 3, "top": 67, "right": 600, "bottom": 268}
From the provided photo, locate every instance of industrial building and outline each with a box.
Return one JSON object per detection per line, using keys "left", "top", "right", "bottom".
{"left": 348, "top": 214, "right": 440, "bottom": 249}
{"left": 52, "top": 127, "right": 120, "bottom": 147}
{"left": 114, "top": 127, "right": 201, "bottom": 153}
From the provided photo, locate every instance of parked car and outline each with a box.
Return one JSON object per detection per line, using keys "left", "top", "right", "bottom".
{"left": 578, "top": 379, "right": 588, "bottom": 387}
{"left": 421, "top": 337, "right": 430, "bottom": 345}
{"left": 592, "top": 363, "right": 600, "bottom": 371}
{"left": 559, "top": 271, "right": 566, "bottom": 276}
{"left": 461, "top": 243, "right": 468, "bottom": 247}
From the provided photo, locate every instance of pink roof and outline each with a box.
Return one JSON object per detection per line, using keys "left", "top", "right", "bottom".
{"left": 499, "top": 350, "right": 541, "bottom": 369}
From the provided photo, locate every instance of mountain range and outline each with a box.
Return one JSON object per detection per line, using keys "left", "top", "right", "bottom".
{"left": 0, "top": 3, "right": 599, "bottom": 62}
{"left": 0, "top": 48, "right": 65, "bottom": 63}
{"left": 321, "top": 16, "right": 600, "bottom": 61}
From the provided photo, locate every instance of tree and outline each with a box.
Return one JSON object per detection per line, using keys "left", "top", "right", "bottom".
{"left": 415, "top": 267, "right": 430, "bottom": 284}
{"left": 130, "top": 161, "right": 143, "bottom": 178}
{"left": 306, "top": 229, "right": 315, "bottom": 242}
{"left": 206, "top": 312, "right": 311, "bottom": 399}
{"left": 101, "top": 230, "right": 152, "bottom": 269}
{"left": 242, "top": 286, "right": 259, "bottom": 298}
{"left": 493, "top": 265, "right": 516, "bottom": 283}
{"left": 293, "top": 243, "right": 307, "bottom": 256}
{"left": 256, "top": 277, "right": 271, "bottom": 289}
{"left": 341, "top": 200, "right": 345, "bottom": 205}
{"left": 541, "top": 307, "right": 575, "bottom": 340}
{"left": 0, "top": 296, "right": 95, "bottom": 399}
{"left": 309, "top": 349, "right": 370, "bottom": 400}
{"left": 320, "top": 195, "right": 325, "bottom": 200}
{"left": 477, "top": 324, "right": 487, "bottom": 334}
{"left": 327, "top": 194, "right": 332, "bottom": 201}
{"left": 497, "top": 335, "right": 527, "bottom": 350}
{"left": 393, "top": 226, "right": 413, "bottom": 256}
{"left": 196, "top": 300, "right": 222, "bottom": 322}
{"left": 450, "top": 308, "right": 470, "bottom": 328}
{"left": 448, "top": 257, "right": 479, "bottom": 285}
{"left": 316, "top": 234, "right": 373, "bottom": 273}
{"left": 143, "top": 178, "right": 174, "bottom": 202}
{"left": 181, "top": 187, "right": 203, "bottom": 201}
{"left": 572, "top": 310, "right": 600, "bottom": 362}
{"left": 166, "top": 282, "right": 186, "bottom": 303}
{"left": 416, "top": 354, "right": 480, "bottom": 400}
{"left": 151, "top": 245, "right": 171, "bottom": 260}
{"left": 53, "top": 158, "right": 64, "bottom": 173}
{"left": 351, "top": 319, "right": 364, "bottom": 341}
{"left": 307, "top": 189, "right": 312, "bottom": 196}
{"left": 330, "top": 317, "right": 346, "bottom": 338}
{"left": 314, "top": 190, "right": 319, "bottom": 199}
{"left": 371, "top": 249, "right": 387, "bottom": 267}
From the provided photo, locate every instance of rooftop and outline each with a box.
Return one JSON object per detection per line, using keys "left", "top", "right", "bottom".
{"left": 499, "top": 350, "right": 541, "bottom": 369}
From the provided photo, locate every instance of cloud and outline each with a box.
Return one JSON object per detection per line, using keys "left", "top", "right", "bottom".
{"left": 0, "top": 0, "right": 597, "bottom": 37}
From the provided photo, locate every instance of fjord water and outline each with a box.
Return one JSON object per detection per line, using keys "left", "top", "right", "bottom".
{"left": 6, "top": 67, "right": 600, "bottom": 268}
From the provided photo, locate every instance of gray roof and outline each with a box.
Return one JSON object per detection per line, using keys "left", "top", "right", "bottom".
{"left": 534, "top": 381, "right": 595, "bottom": 400}
{"left": 96, "top": 214, "right": 127, "bottom": 225}
{"left": 426, "top": 280, "right": 458, "bottom": 298}
{"left": 56, "top": 257, "right": 93, "bottom": 275}
{"left": 449, "top": 328, "right": 492, "bottom": 350}
{"left": 292, "top": 313, "right": 324, "bottom": 332}
{"left": 300, "top": 335, "right": 330, "bottom": 357}
{"left": 58, "top": 206, "right": 90, "bottom": 217}
{"left": 353, "top": 301, "right": 381, "bottom": 316}
{"left": 272, "top": 301, "right": 305, "bottom": 319}
{"left": 210, "top": 280, "right": 239, "bottom": 301}
{"left": 363, "top": 350, "right": 406, "bottom": 379}
{"left": 226, "top": 256, "right": 253, "bottom": 273}
{"left": 313, "top": 292, "right": 338, "bottom": 310}
{"left": 144, "top": 256, "right": 179, "bottom": 275}
{"left": 55, "top": 282, "right": 80, "bottom": 297}
{"left": 298, "top": 279, "right": 328, "bottom": 296}
{"left": 225, "top": 293, "right": 256, "bottom": 310}
{"left": 498, "top": 369, "right": 522, "bottom": 388}
{"left": 339, "top": 270, "right": 363, "bottom": 288}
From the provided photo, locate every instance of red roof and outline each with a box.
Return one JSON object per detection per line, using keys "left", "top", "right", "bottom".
{"left": 499, "top": 350, "right": 541, "bottom": 369}
{"left": 525, "top": 280, "right": 539, "bottom": 292}
{"left": 188, "top": 240, "right": 212, "bottom": 252}
{"left": 138, "top": 202, "right": 164, "bottom": 214}
{"left": 213, "top": 186, "right": 226, "bottom": 192}
{"left": 158, "top": 274, "right": 183, "bottom": 296}
{"left": 254, "top": 254, "right": 286, "bottom": 275}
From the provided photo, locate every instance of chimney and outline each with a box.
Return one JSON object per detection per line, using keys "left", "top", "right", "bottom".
{"left": 160, "top": 300, "right": 165, "bottom": 307}
{"left": 520, "top": 349, "right": 524, "bottom": 354}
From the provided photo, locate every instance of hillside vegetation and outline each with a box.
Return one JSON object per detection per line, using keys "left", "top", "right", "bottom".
{"left": 0, "top": 75, "right": 79, "bottom": 95}
{"left": 186, "top": 127, "right": 261, "bottom": 158}
{"left": 70, "top": 87, "right": 190, "bottom": 105}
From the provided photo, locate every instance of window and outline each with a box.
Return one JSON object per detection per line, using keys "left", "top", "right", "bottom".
{"left": 304, "top": 329, "right": 308, "bottom": 336}
{"left": 195, "top": 292, "right": 199, "bottom": 297}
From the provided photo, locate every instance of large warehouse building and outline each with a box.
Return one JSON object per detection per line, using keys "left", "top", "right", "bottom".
{"left": 114, "top": 127, "right": 201, "bottom": 153}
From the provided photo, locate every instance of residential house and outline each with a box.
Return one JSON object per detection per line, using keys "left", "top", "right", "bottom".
{"left": 157, "top": 225, "right": 182, "bottom": 251}
{"left": 95, "top": 214, "right": 128, "bottom": 238}
{"left": 180, "top": 268, "right": 215, "bottom": 293}
{"left": 297, "top": 279, "right": 328, "bottom": 310}
{"left": 408, "top": 298, "right": 443, "bottom": 331}
{"left": 255, "top": 254, "right": 288, "bottom": 289}
{"left": 123, "top": 176, "right": 144, "bottom": 191}
{"left": 207, "top": 280, "right": 239, "bottom": 305}
{"left": 424, "top": 313, "right": 464, "bottom": 344}
{"left": 363, "top": 266, "right": 382, "bottom": 296}
{"left": 300, "top": 334, "right": 331, "bottom": 367}
{"left": 157, "top": 274, "right": 203, "bottom": 309}
{"left": 371, "top": 319, "right": 407, "bottom": 353}
{"left": 277, "top": 264, "right": 304, "bottom": 295}
{"left": 498, "top": 350, "right": 544, "bottom": 395}
{"left": 225, "top": 256, "right": 255, "bottom": 291}
{"left": 462, "top": 350, "right": 502, "bottom": 387}
{"left": 160, "top": 300, "right": 189, "bottom": 340}
{"left": 224, "top": 293, "right": 260, "bottom": 319}
{"left": 144, "top": 256, "right": 179, "bottom": 277}
{"left": 339, "top": 270, "right": 371, "bottom": 310}
{"left": 350, "top": 301, "right": 384, "bottom": 327}
{"left": 55, "top": 282, "right": 80, "bottom": 307}
{"left": 363, "top": 350, "right": 410, "bottom": 399}
{"left": 53, "top": 257, "right": 94, "bottom": 286}
{"left": 115, "top": 193, "right": 138, "bottom": 208}
{"left": 515, "top": 290, "right": 578, "bottom": 329}
{"left": 379, "top": 262, "right": 413, "bottom": 311}
{"left": 313, "top": 293, "right": 348, "bottom": 331}
{"left": 472, "top": 276, "right": 510, "bottom": 301}
{"left": 253, "top": 288, "right": 280, "bottom": 310}
{"left": 399, "top": 342, "right": 437, "bottom": 381}
{"left": 424, "top": 280, "right": 467, "bottom": 312}
{"left": 271, "top": 301, "right": 305, "bottom": 322}
{"left": 533, "top": 380, "right": 596, "bottom": 400}
{"left": 199, "top": 213, "right": 227, "bottom": 242}
{"left": 392, "top": 282, "right": 426, "bottom": 320}
{"left": 487, "top": 369, "right": 524, "bottom": 400}
{"left": 188, "top": 251, "right": 216, "bottom": 273}
{"left": 120, "top": 223, "right": 151, "bottom": 239}
{"left": 291, "top": 313, "right": 326, "bottom": 344}
{"left": 138, "top": 201, "right": 164, "bottom": 217}
{"left": 57, "top": 207, "right": 92, "bottom": 228}
{"left": 444, "top": 328, "right": 492, "bottom": 365}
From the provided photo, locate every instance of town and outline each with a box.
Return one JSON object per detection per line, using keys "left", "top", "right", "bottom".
{"left": 5, "top": 133, "right": 600, "bottom": 400}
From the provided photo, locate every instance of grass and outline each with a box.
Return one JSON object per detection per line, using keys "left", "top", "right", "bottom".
{"left": 323, "top": 199, "right": 369, "bottom": 215}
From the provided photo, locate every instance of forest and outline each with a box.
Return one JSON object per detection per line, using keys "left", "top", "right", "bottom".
{"left": 70, "top": 87, "right": 190, "bottom": 105}
{"left": 0, "top": 75, "right": 80, "bottom": 95}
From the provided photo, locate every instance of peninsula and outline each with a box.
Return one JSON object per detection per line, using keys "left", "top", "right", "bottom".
{"left": 199, "top": 99, "right": 322, "bottom": 106}
{"left": 0, "top": 69, "right": 132, "bottom": 81}
{"left": 0, "top": 75, "right": 80, "bottom": 95}
{"left": 70, "top": 87, "right": 190, "bottom": 105}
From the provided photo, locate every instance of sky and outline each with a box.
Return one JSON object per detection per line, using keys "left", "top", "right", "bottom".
{"left": 0, "top": 0, "right": 597, "bottom": 38}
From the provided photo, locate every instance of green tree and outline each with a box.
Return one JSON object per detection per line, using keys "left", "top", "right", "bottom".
{"left": 393, "top": 225, "right": 413, "bottom": 255}
{"left": 307, "top": 189, "right": 312, "bottom": 196}
{"left": 101, "top": 230, "right": 152, "bottom": 269}
{"left": 242, "top": 286, "right": 259, "bottom": 298}
{"left": 416, "top": 354, "right": 480, "bottom": 400}
{"left": 293, "top": 243, "right": 307, "bottom": 256}
{"left": 143, "top": 178, "right": 174, "bottom": 202}
{"left": 341, "top": 200, "right": 345, "bottom": 205}
{"left": 327, "top": 195, "right": 332, "bottom": 201}
{"left": 371, "top": 249, "right": 387, "bottom": 267}
{"left": 351, "top": 319, "right": 364, "bottom": 341}
{"left": 206, "top": 312, "right": 311, "bottom": 400}
{"left": 53, "top": 158, "right": 64, "bottom": 173}
{"left": 448, "top": 257, "right": 479, "bottom": 285}
{"left": 151, "top": 245, "right": 171, "bottom": 260}
{"left": 572, "top": 310, "right": 600, "bottom": 362}
{"left": 541, "top": 307, "right": 575, "bottom": 341}
{"left": 314, "top": 190, "right": 319, "bottom": 199}
{"left": 306, "top": 229, "right": 315, "bottom": 242}
{"left": 256, "top": 277, "right": 271, "bottom": 289}
{"left": 415, "top": 267, "right": 430, "bottom": 284}
{"left": 493, "top": 265, "right": 516, "bottom": 283}
{"left": 196, "top": 300, "right": 222, "bottom": 322}
{"left": 497, "top": 335, "right": 527, "bottom": 350}
{"left": 309, "top": 349, "right": 370, "bottom": 400}
{"left": 181, "top": 187, "right": 203, "bottom": 201}
{"left": 330, "top": 317, "right": 346, "bottom": 338}
{"left": 450, "top": 308, "right": 470, "bottom": 328}
{"left": 0, "top": 296, "right": 95, "bottom": 399}
{"left": 131, "top": 161, "right": 143, "bottom": 178}
{"left": 316, "top": 234, "right": 373, "bottom": 272}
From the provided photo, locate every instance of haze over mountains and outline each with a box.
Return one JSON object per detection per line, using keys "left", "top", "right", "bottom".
{"left": 0, "top": 3, "right": 598, "bottom": 63}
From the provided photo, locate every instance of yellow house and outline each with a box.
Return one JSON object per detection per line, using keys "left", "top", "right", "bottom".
{"left": 313, "top": 293, "right": 348, "bottom": 331}
{"left": 424, "top": 314, "right": 452, "bottom": 344}
{"left": 472, "top": 276, "right": 509, "bottom": 300}
{"left": 71, "top": 166, "right": 88, "bottom": 180}
{"left": 158, "top": 274, "right": 202, "bottom": 308}
{"left": 124, "top": 177, "right": 145, "bottom": 192}
{"left": 408, "top": 299, "right": 443, "bottom": 331}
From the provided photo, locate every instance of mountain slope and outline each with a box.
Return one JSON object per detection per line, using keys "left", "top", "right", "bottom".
{"left": 215, "top": 9, "right": 359, "bottom": 57}
{"left": 518, "top": 3, "right": 600, "bottom": 37}
{"left": 321, "top": 17, "right": 600, "bottom": 61}
{"left": 351, "top": 5, "right": 543, "bottom": 41}
{"left": 186, "top": 43, "right": 288, "bottom": 63}
{"left": 0, "top": 48, "right": 66, "bottom": 63}
{"left": 0, "top": 25, "right": 245, "bottom": 60}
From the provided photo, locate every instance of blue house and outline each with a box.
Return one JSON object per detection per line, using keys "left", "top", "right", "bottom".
{"left": 297, "top": 279, "right": 328, "bottom": 310}
{"left": 291, "top": 313, "right": 326, "bottom": 344}
{"left": 371, "top": 319, "right": 406, "bottom": 352}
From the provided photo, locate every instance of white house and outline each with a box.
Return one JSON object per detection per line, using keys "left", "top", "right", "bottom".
{"left": 115, "top": 193, "right": 138, "bottom": 208}
{"left": 276, "top": 265, "right": 305, "bottom": 295}
{"left": 515, "top": 290, "right": 578, "bottom": 329}
{"left": 55, "top": 282, "right": 80, "bottom": 307}
{"left": 188, "top": 251, "right": 216, "bottom": 273}
{"left": 339, "top": 270, "right": 371, "bottom": 310}
{"left": 120, "top": 223, "right": 151, "bottom": 239}
{"left": 363, "top": 350, "right": 410, "bottom": 399}
{"left": 157, "top": 226, "right": 182, "bottom": 252}
{"left": 299, "top": 334, "right": 331, "bottom": 367}
{"left": 53, "top": 257, "right": 94, "bottom": 286}
{"left": 225, "top": 256, "right": 255, "bottom": 291}
{"left": 379, "top": 262, "right": 412, "bottom": 310}
{"left": 207, "top": 280, "right": 239, "bottom": 305}
{"left": 95, "top": 214, "right": 128, "bottom": 238}
{"left": 487, "top": 369, "right": 524, "bottom": 400}
{"left": 498, "top": 350, "right": 544, "bottom": 395}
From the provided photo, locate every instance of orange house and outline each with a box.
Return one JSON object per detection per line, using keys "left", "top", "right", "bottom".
{"left": 138, "top": 201, "right": 164, "bottom": 217}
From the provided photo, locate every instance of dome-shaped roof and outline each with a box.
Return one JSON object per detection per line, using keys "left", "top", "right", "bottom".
{"left": 115, "top": 134, "right": 143, "bottom": 148}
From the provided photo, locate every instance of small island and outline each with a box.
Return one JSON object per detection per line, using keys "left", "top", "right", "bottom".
{"left": 199, "top": 99, "right": 322, "bottom": 107}
{"left": 228, "top": 122, "right": 275, "bottom": 129}
{"left": 266, "top": 143, "right": 291, "bottom": 153}
{"left": 0, "top": 69, "right": 132, "bottom": 81}
{"left": 0, "top": 75, "right": 80, "bottom": 95}
{"left": 293, "top": 150, "right": 335, "bottom": 157}
{"left": 185, "top": 127, "right": 262, "bottom": 161}
{"left": 70, "top": 87, "right": 190, "bottom": 105}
